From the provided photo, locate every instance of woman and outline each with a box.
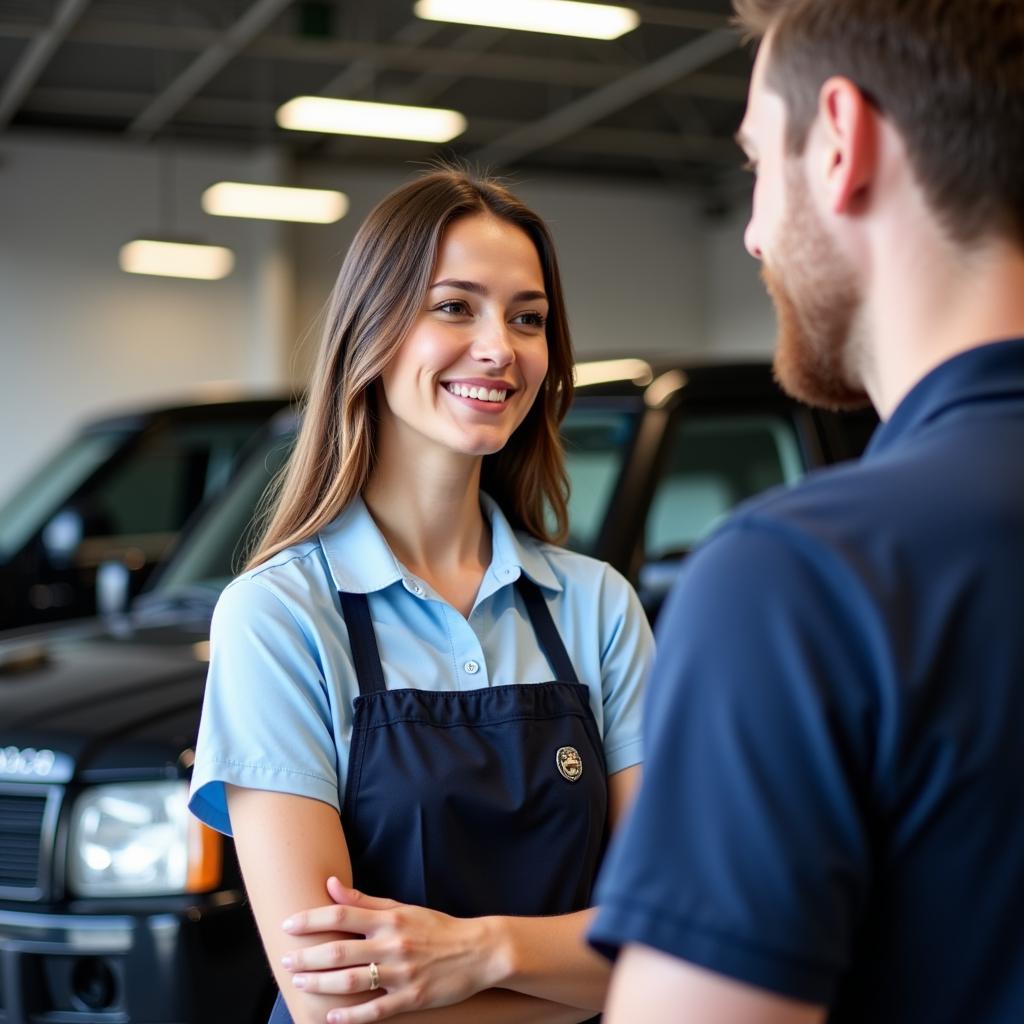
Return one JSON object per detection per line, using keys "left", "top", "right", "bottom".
{"left": 189, "top": 168, "right": 653, "bottom": 1024}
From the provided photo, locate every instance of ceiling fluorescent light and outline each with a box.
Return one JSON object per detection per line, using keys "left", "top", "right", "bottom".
{"left": 413, "top": 0, "right": 639, "bottom": 39}
{"left": 119, "top": 240, "right": 234, "bottom": 281}
{"left": 276, "top": 97, "right": 467, "bottom": 143}
{"left": 574, "top": 358, "right": 654, "bottom": 388}
{"left": 202, "top": 182, "right": 348, "bottom": 223}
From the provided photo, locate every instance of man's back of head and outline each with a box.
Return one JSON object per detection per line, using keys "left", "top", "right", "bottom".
{"left": 734, "top": 0, "right": 1024, "bottom": 249}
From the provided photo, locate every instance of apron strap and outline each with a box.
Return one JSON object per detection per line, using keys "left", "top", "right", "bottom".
{"left": 339, "top": 579, "right": 578, "bottom": 692}
{"left": 515, "top": 576, "right": 580, "bottom": 684}
{"left": 338, "top": 591, "right": 387, "bottom": 695}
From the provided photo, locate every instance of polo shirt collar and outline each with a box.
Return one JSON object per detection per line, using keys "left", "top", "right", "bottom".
{"left": 866, "top": 337, "right": 1024, "bottom": 459}
{"left": 317, "top": 492, "right": 562, "bottom": 596}
{"left": 482, "top": 492, "right": 563, "bottom": 593}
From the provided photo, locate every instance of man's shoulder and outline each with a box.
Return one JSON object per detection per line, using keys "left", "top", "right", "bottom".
{"left": 722, "top": 456, "right": 888, "bottom": 550}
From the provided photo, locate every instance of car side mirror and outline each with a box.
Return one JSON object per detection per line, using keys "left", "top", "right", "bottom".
{"left": 96, "top": 559, "right": 132, "bottom": 616}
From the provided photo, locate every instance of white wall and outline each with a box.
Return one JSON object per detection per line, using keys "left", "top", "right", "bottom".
{"left": 704, "top": 206, "right": 775, "bottom": 356}
{"left": 0, "top": 134, "right": 296, "bottom": 500}
{"left": 0, "top": 133, "right": 776, "bottom": 502}
{"left": 293, "top": 164, "right": 711, "bottom": 382}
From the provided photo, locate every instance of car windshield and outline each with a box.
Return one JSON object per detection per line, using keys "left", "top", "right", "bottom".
{"left": 0, "top": 428, "right": 131, "bottom": 561}
{"left": 145, "top": 401, "right": 641, "bottom": 605}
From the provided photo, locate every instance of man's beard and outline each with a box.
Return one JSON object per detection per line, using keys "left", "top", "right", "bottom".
{"left": 763, "top": 166, "right": 871, "bottom": 410}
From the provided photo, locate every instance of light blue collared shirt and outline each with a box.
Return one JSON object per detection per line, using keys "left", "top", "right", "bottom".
{"left": 189, "top": 493, "right": 653, "bottom": 836}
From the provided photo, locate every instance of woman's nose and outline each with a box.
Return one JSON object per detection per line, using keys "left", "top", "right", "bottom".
{"left": 470, "top": 316, "right": 515, "bottom": 365}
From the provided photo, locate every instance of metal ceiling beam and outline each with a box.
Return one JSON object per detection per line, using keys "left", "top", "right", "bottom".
{"left": 21, "top": 86, "right": 739, "bottom": 165}
{"left": 0, "top": 0, "right": 90, "bottom": 129}
{"left": 632, "top": 4, "right": 730, "bottom": 32}
{"left": 0, "top": 20, "right": 746, "bottom": 94}
{"left": 470, "top": 28, "right": 739, "bottom": 167}
{"left": 128, "top": 0, "right": 295, "bottom": 139}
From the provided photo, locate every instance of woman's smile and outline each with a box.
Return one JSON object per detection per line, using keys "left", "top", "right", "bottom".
{"left": 441, "top": 378, "right": 516, "bottom": 413}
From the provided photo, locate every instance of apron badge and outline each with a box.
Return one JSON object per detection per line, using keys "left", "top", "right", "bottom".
{"left": 556, "top": 745, "right": 583, "bottom": 782}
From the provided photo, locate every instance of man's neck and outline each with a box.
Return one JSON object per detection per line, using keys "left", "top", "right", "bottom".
{"left": 862, "top": 236, "right": 1024, "bottom": 419}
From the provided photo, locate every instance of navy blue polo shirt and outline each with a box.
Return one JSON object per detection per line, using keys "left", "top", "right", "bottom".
{"left": 589, "top": 338, "right": 1024, "bottom": 1022}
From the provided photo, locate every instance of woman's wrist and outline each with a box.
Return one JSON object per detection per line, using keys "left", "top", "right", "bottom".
{"left": 476, "top": 914, "right": 517, "bottom": 989}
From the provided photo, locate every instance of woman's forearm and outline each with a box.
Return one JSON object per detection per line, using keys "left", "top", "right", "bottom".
{"left": 482, "top": 908, "right": 610, "bottom": 1011}
{"left": 333, "top": 989, "right": 592, "bottom": 1024}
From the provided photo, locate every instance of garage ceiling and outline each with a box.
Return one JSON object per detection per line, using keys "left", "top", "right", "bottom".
{"left": 0, "top": 0, "right": 752, "bottom": 203}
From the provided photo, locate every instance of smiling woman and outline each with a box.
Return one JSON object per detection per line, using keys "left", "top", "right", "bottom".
{"left": 187, "top": 167, "right": 653, "bottom": 1024}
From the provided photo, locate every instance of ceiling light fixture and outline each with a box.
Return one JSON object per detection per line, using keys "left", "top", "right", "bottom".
{"left": 413, "top": 0, "right": 640, "bottom": 40}
{"left": 574, "top": 358, "right": 654, "bottom": 388}
{"left": 120, "top": 148, "right": 234, "bottom": 281}
{"left": 201, "top": 182, "right": 348, "bottom": 223}
{"left": 119, "top": 240, "right": 235, "bottom": 281}
{"left": 276, "top": 96, "right": 467, "bottom": 142}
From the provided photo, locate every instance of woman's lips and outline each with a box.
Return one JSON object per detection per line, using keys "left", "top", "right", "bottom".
{"left": 441, "top": 381, "right": 513, "bottom": 413}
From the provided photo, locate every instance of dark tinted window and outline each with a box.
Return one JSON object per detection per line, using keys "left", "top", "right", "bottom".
{"left": 645, "top": 413, "right": 805, "bottom": 560}
{"left": 0, "top": 429, "right": 128, "bottom": 560}
{"left": 560, "top": 405, "right": 638, "bottom": 553}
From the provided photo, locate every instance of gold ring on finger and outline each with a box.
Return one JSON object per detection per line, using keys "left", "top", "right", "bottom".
{"left": 368, "top": 961, "right": 381, "bottom": 991}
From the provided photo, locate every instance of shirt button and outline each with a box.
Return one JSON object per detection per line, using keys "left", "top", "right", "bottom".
{"left": 464, "top": 660, "right": 480, "bottom": 675}
{"left": 406, "top": 578, "right": 424, "bottom": 596}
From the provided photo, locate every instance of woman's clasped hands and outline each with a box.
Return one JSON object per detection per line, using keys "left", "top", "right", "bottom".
{"left": 281, "top": 877, "right": 508, "bottom": 1023}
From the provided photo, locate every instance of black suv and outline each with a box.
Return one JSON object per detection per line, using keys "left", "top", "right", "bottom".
{"left": 0, "top": 398, "right": 289, "bottom": 634}
{"left": 0, "top": 362, "right": 875, "bottom": 1023}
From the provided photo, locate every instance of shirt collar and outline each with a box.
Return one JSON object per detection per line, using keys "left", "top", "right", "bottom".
{"left": 317, "top": 492, "right": 562, "bottom": 596}
{"left": 482, "top": 492, "right": 563, "bottom": 593}
{"left": 866, "top": 337, "right": 1024, "bottom": 459}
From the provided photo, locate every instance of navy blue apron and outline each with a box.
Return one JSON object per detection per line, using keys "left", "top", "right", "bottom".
{"left": 269, "top": 576, "right": 608, "bottom": 1022}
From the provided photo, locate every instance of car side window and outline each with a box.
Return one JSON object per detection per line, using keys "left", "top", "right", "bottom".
{"left": 560, "top": 406, "right": 638, "bottom": 553}
{"left": 66, "top": 421, "right": 266, "bottom": 572}
{"left": 639, "top": 413, "right": 805, "bottom": 620}
{"left": 646, "top": 413, "right": 804, "bottom": 558}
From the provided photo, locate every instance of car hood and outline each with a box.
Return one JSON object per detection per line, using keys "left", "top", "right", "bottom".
{"left": 0, "top": 619, "right": 210, "bottom": 782}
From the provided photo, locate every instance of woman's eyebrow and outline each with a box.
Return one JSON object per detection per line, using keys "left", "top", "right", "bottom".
{"left": 430, "top": 278, "right": 548, "bottom": 303}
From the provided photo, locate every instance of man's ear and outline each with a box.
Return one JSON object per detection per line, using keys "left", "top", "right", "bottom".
{"left": 817, "top": 76, "right": 877, "bottom": 215}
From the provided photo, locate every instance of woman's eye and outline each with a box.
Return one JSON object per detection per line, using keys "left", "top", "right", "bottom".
{"left": 513, "top": 311, "right": 547, "bottom": 328}
{"left": 435, "top": 299, "right": 470, "bottom": 316}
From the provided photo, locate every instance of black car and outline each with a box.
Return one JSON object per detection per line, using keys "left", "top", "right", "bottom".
{"left": 0, "top": 397, "right": 290, "bottom": 633}
{"left": 0, "top": 361, "right": 875, "bottom": 1023}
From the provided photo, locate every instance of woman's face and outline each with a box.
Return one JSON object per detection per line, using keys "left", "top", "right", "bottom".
{"left": 379, "top": 212, "right": 550, "bottom": 460}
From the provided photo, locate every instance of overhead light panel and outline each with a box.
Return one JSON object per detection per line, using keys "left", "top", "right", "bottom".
{"left": 276, "top": 97, "right": 467, "bottom": 143}
{"left": 413, "top": 0, "right": 640, "bottom": 39}
{"left": 202, "top": 182, "right": 349, "bottom": 223}
{"left": 575, "top": 358, "right": 654, "bottom": 388}
{"left": 119, "top": 240, "right": 234, "bottom": 281}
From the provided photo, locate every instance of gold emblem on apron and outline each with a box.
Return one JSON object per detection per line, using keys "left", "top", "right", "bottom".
{"left": 555, "top": 745, "right": 583, "bottom": 782}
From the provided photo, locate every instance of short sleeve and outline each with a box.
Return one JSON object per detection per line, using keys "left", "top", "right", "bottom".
{"left": 597, "top": 565, "right": 654, "bottom": 775}
{"left": 588, "top": 521, "right": 876, "bottom": 1004}
{"left": 188, "top": 577, "right": 341, "bottom": 836}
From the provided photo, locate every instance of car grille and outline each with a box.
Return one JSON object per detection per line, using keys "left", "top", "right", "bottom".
{"left": 0, "top": 791, "right": 47, "bottom": 891}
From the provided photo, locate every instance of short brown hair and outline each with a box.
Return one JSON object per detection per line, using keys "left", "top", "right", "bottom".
{"left": 733, "top": 0, "right": 1024, "bottom": 247}
{"left": 246, "top": 168, "right": 574, "bottom": 570}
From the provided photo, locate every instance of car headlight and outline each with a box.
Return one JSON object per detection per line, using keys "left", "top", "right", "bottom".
{"left": 68, "top": 781, "right": 222, "bottom": 897}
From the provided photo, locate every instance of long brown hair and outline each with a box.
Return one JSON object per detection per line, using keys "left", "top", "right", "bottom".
{"left": 245, "top": 168, "right": 575, "bottom": 571}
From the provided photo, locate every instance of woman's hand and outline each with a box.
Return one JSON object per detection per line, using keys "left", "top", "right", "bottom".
{"left": 281, "top": 877, "right": 508, "bottom": 1023}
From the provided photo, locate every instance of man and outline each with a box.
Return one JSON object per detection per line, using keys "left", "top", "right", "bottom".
{"left": 588, "top": 1, "right": 1024, "bottom": 1022}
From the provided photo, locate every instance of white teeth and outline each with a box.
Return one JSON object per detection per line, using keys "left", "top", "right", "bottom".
{"left": 445, "top": 383, "right": 508, "bottom": 403}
